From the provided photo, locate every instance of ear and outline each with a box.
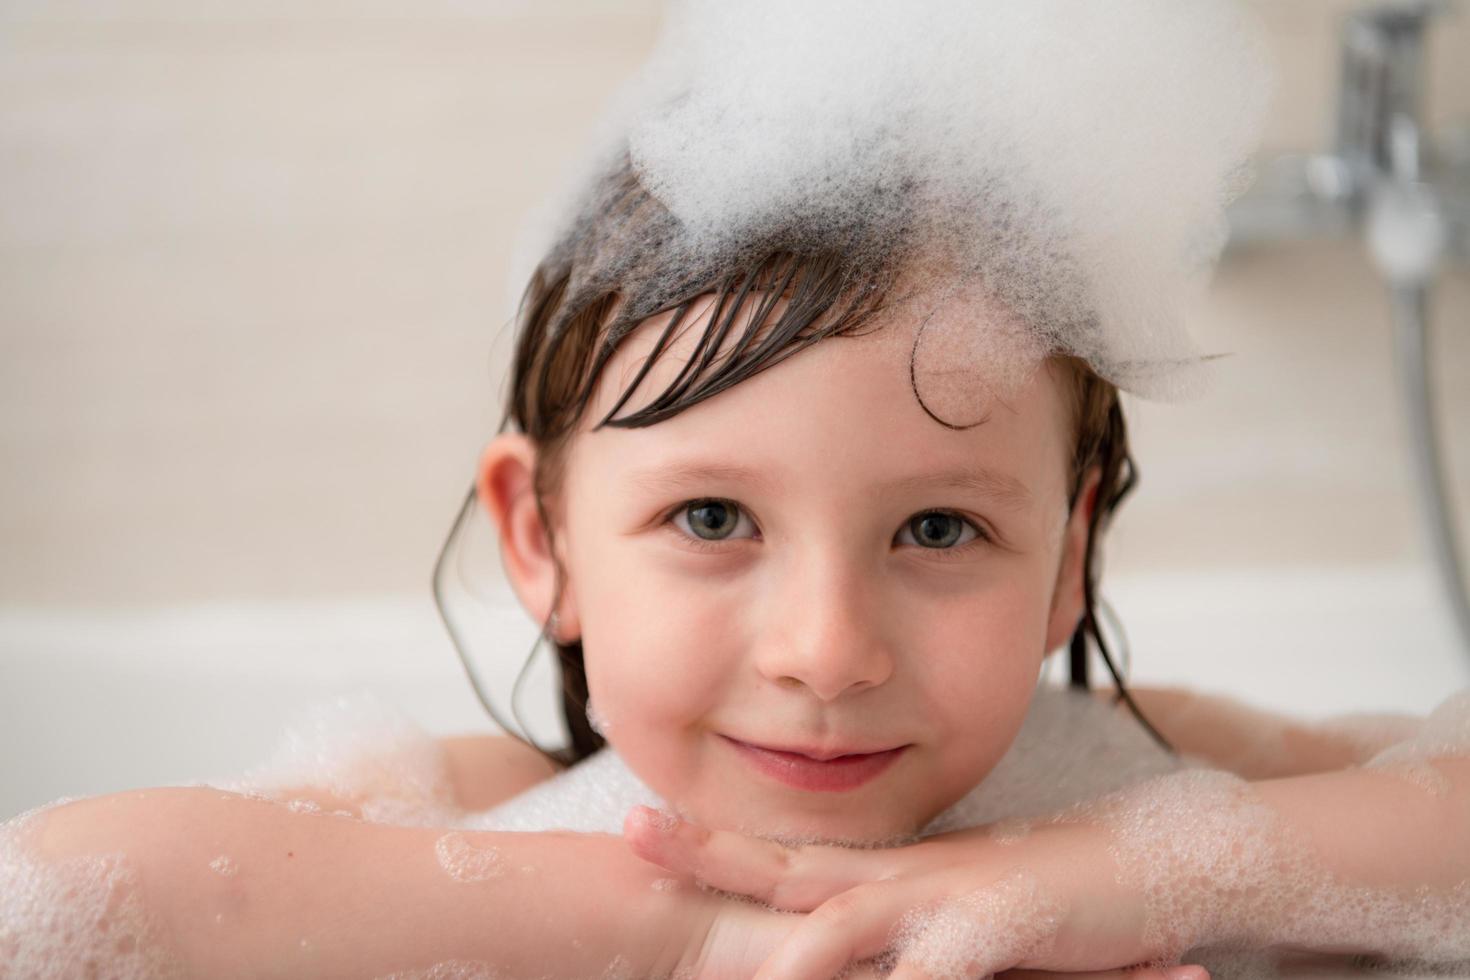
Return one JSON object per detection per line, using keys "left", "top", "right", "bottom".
{"left": 475, "top": 433, "right": 580, "bottom": 643}
{"left": 1044, "top": 466, "right": 1102, "bottom": 655}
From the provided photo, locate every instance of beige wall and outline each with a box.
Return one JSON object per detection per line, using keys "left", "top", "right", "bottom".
{"left": 1, "top": 1, "right": 1467, "bottom": 605}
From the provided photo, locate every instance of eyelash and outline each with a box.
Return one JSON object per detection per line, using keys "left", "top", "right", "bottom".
{"left": 662, "top": 498, "right": 994, "bottom": 558}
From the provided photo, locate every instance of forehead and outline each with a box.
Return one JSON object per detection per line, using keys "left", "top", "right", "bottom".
{"left": 574, "top": 290, "right": 1073, "bottom": 505}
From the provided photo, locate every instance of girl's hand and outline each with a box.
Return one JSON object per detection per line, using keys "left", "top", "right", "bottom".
{"left": 628, "top": 806, "right": 1195, "bottom": 980}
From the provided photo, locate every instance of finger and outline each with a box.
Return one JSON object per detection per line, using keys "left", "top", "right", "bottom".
{"left": 623, "top": 805, "right": 887, "bottom": 911}
{"left": 752, "top": 882, "right": 912, "bottom": 980}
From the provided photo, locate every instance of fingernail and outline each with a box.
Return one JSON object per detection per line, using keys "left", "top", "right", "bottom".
{"left": 642, "top": 807, "right": 681, "bottom": 833}
{"left": 1165, "top": 967, "right": 1207, "bottom": 980}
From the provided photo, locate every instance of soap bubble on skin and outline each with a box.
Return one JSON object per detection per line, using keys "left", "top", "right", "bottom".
{"left": 0, "top": 804, "right": 183, "bottom": 979}
{"left": 208, "top": 855, "right": 238, "bottom": 877}
{"left": 433, "top": 832, "right": 504, "bottom": 883}
{"left": 985, "top": 817, "right": 1032, "bottom": 847}
{"left": 1364, "top": 689, "right": 1470, "bottom": 797}
{"left": 601, "top": 953, "right": 635, "bottom": 980}
{"left": 886, "top": 869, "right": 1061, "bottom": 980}
{"left": 1057, "top": 766, "right": 1470, "bottom": 965}
{"left": 374, "top": 961, "right": 502, "bottom": 980}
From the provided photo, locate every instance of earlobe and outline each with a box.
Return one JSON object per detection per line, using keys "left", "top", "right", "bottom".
{"left": 475, "top": 434, "right": 580, "bottom": 642}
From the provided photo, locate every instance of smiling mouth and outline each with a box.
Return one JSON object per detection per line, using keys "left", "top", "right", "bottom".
{"left": 720, "top": 735, "right": 908, "bottom": 792}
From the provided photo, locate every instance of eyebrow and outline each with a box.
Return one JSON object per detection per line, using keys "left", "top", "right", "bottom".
{"left": 626, "top": 461, "right": 1034, "bottom": 512}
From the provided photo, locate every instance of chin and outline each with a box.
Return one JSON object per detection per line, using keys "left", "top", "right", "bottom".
{"left": 691, "top": 795, "right": 930, "bottom": 849}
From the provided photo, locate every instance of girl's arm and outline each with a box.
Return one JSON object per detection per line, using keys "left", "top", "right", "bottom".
{"left": 25, "top": 787, "right": 705, "bottom": 978}
{"left": 622, "top": 748, "right": 1470, "bottom": 974}
{"left": 1100, "top": 686, "right": 1421, "bottom": 780}
{"left": 1245, "top": 755, "right": 1470, "bottom": 925}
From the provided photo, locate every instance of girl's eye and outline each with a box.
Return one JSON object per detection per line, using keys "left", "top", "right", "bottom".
{"left": 671, "top": 499, "right": 757, "bottom": 543}
{"left": 896, "top": 511, "right": 983, "bottom": 550}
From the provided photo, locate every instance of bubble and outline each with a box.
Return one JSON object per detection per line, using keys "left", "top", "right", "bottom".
{"left": 587, "top": 698, "right": 612, "bottom": 737}
{"left": 601, "top": 953, "right": 635, "bottom": 980}
{"left": 1364, "top": 689, "right": 1470, "bottom": 797}
{"left": 651, "top": 878, "right": 678, "bottom": 892}
{"left": 985, "top": 818, "right": 1032, "bottom": 846}
{"left": 208, "top": 855, "right": 238, "bottom": 877}
{"left": 0, "top": 804, "right": 184, "bottom": 979}
{"left": 374, "top": 961, "right": 502, "bottom": 980}
{"left": 215, "top": 693, "right": 459, "bottom": 828}
{"left": 1062, "top": 765, "right": 1470, "bottom": 965}
{"left": 464, "top": 748, "right": 666, "bottom": 834}
{"left": 517, "top": 0, "right": 1274, "bottom": 408}
{"left": 433, "top": 833, "right": 503, "bottom": 883}
{"left": 889, "top": 869, "right": 1061, "bottom": 980}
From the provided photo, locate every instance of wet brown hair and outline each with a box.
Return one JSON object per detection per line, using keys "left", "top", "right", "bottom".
{"left": 479, "top": 153, "right": 1168, "bottom": 766}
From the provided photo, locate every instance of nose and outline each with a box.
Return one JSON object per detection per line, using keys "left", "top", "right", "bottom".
{"left": 755, "top": 558, "right": 895, "bottom": 701}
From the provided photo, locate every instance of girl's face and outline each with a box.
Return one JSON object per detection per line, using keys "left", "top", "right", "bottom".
{"left": 537, "top": 294, "right": 1092, "bottom": 843}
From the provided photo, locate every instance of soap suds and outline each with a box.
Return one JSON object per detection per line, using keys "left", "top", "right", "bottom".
{"left": 374, "top": 961, "right": 502, "bottom": 980}
{"left": 1064, "top": 768, "right": 1470, "bottom": 966}
{"left": 884, "top": 869, "right": 1062, "bottom": 980}
{"left": 515, "top": 0, "right": 1274, "bottom": 413}
{"left": 434, "top": 832, "right": 504, "bottom": 883}
{"left": 215, "top": 693, "right": 461, "bottom": 828}
{"left": 0, "top": 805, "right": 184, "bottom": 979}
{"left": 1364, "top": 689, "right": 1470, "bottom": 797}
{"left": 208, "top": 854, "right": 238, "bottom": 877}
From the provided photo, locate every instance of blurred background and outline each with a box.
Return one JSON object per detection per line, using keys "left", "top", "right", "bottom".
{"left": 2, "top": 0, "right": 1468, "bottom": 820}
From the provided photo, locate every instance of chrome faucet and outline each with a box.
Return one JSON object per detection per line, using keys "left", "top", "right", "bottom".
{"left": 1225, "top": 0, "right": 1470, "bottom": 660}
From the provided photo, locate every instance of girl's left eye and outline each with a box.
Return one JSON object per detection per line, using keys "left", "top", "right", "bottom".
{"left": 895, "top": 511, "right": 984, "bottom": 550}
{"left": 669, "top": 499, "right": 759, "bottom": 544}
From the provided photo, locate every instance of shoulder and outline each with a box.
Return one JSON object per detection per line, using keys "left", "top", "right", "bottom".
{"left": 438, "top": 733, "right": 563, "bottom": 811}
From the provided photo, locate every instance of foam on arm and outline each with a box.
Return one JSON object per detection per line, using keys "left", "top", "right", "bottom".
{"left": 1069, "top": 691, "right": 1470, "bottom": 965}
{"left": 4, "top": 787, "right": 699, "bottom": 978}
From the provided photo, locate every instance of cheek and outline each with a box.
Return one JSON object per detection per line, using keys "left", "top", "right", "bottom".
{"left": 567, "top": 530, "right": 738, "bottom": 730}
{"left": 914, "top": 575, "right": 1051, "bottom": 739}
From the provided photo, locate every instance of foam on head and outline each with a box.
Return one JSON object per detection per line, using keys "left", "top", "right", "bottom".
{"left": 515, "top": 0, "right": 1273, "bottom": 412}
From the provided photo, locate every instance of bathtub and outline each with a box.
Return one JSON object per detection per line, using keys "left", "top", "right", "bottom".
{"left": 2, "top": 563, "right": 1466, "bottom": 821}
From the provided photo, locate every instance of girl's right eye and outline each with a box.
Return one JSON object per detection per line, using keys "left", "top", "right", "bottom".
{"left": 668, "top": 499, "right": 758, "bottom": 544}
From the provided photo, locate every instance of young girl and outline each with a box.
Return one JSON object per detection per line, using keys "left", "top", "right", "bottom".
{"left": 5, "top": 1, "right": 1469, "bottom": 977}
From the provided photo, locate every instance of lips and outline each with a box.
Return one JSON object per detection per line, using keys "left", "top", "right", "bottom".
{"left": 721, "top": 735, "right": 908, "bottom": 792}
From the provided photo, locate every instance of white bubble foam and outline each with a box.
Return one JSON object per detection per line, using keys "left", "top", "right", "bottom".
{"left": 601, "top": 953, "right": 635, "bottom": 980}
{"left": 1365, "top": 689, "right": 1470, "bottom": 797}
{"left": 1064, "top": 767, "right": 1470, "bottom": 966}
{"left": 985, "top": 817, "right": 1032, "bottom": 846}
{"left": 0, "top": 805, "right": 183, "bottom": 979}
{"left": 887, "top": 869, "right": 1061, "bottom": 980}
{"left": 373, "top": 960, "right": 502, "bottom": 980}
{"left": 586, "top": 698, "right": 613, "bottom": 737}
{"left": 524, "top": 0, "right": 1273, "bottom": 406}
{"left": 433, "top": 832, "right": 504, "bottom": 883}
{"left": 216, "top": 692, "right": 460, "bottom": 828}
{"left": 208, "top": 855, "right": 238, "bottom": 877}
